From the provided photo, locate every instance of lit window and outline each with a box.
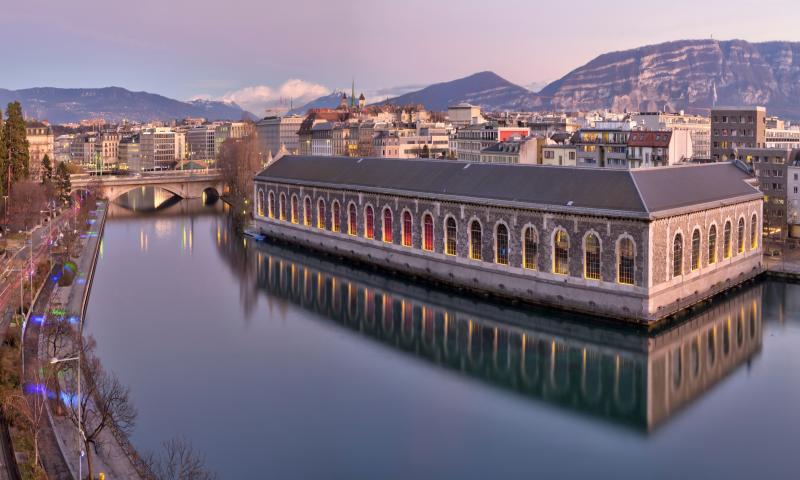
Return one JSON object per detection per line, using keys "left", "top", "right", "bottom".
{"left": 584, "top": 233, "right": 600, "bottom": 280}
{"left": 673, "top": 233, "right": 683, "bottom": 277}
{"left": 523, "top": 226, "right": 538, "bottom": 270}
{"left": 402, "top": 211, "right": 412, "bottom": 247}
{"left": 750, "top": 214, "right": 758, "bottom": 249}
{"left": 469, "top": 221, "right": 482, "bottom": 260}
{"left": 383, "top": 208, "right": 393, "bottom": 243}
{"left": 737, "top": 218, "right": 745, "bottom": 253}
{"left": 332, "top": 201, "right": 341, "bottom": 232}
{"left": 723, "top": 221, "right": 732, "bottom": 258}
{"left": 343, "top": 203, "right": 355, "bottom": 236}
{"left": 257, "top": 189, "right": 265, "bottom": 217}
{"left": 691, "top": 229, "right": 701, "bottom": 271}
{"left": 618, "top": 238, "right": 634, "bottom": 285}
{"left": 445, "top": 217, "right": 457, "bottom": 255}
{"left": 496, "top": 224, "right": 509, "bottom": 265}
{"left": 708, "top": 225, "right": 717, "bottom": 264}
{"left": 279, "top": 193, "right": 286, "bottom": 221}
{"left": 291, "top": 195, "right": 299, "bottom": 224}
{"left": 365, "top": 206, "right": 374, "bottom": 239}
{"left": 553, "top": 229, "right": 569, "bottom": 275}
{"left": 423, "top": 214, "right": 434, "bottom": 251}
{"left": 304, "top": 197, "right": 312, "bottom": 226}
{"left": 317, "top": 199, "right": 326, "bottom": 230}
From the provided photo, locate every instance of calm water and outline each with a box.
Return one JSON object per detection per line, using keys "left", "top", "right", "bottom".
{"left": 84, "top": 191, "right": 800, "bottom": 479}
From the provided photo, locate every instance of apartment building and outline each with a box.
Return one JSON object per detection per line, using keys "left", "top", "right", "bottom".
{"left": 140, "top": 127, "right": 178, "bottom": 170}
{"left": 711, "top": 106, "right": 767, "bottom": 161}
{"left": 574, "top": 128, "right": 630, "bottom": 168}
{"left": 631, "top": 111, "right": 710, "bottom": 160}
{"left": 186, "top": 125, "right": 217, "bottom": 162}
{"left": 479, "top": 136, "right": 546, "bottom": 164}
{"left": 25, "top": 123, "right": 54, "bottom": 179}
{"left": 789, "top": 159, "right": 800, "bottom": 238}
{"left": 739, "top": 147, "right": 791, "bottom": 239}
{"left": 451, "top": 124, "right": 529, "bottom": 162}
{"left": 255, "top": 115, "right": 303, "bottom": 157}
{"left": 541, "top": 144, "right": 577, "bottom": 166}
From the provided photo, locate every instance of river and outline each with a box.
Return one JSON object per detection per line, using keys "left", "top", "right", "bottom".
{"left": 84, "top": 189, "right": 800, "bottom": 479}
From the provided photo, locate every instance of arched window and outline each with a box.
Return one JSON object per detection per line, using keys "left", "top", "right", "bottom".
{"left": 553, "top": 229, "right": 569, "bottom": 275}
{"left": 257, "top": 189, "right": 265, "bottom": 217}
{"left": 618, "top": 237, "right": 634, "bottom": 285}
{"left": 382, "top": 208, "right": 393, "bottom": 243}
{"left": 523, "top": 226, "right": 538, "bottom": 270}
{"left": 691, "top": 229, "right": 701, "bottom": 271}
{"left": 365, "top": 206, "right": 374, "bottom": 239}
{"left": 422, "top": 214, "right": 434, "bottom": 251}
{"left": 291, "top": 195, "right": 299, "bottom": 224}
{"left": 584, "top": 233, "right": 600, "bottom": 280}
{"left": 723, "top": 221, "right": 732, "bottom": 258}
{"left": 317, "top": 199, "right": 326, "bottom": 229}
{"left": 445, "top": 217, "right": 457, "bottom": 255}
{"left": 268, "top": 191, "right": 275, "bottom": 218}
{"left": 496, "top": 224, "right": 509, "bottom": 265}
{"left": 402, "top": 211, "right": 412, "bottom": 247}
{"left": 332, "top": 201, "right": 341, "bottom": 232}
{"left": 673, "top": 233, "right": 683, "bottom": 277}
{"left": 737, "top": 217, "right": 745, "bottom": 254}
{"left": 750, "top": 214, "right": 758, "bottom": 249}
{"left": 708, "top": 224, "right": 717, "bottom": 265}
{"left": 304, "top": 197, "right": 312, "bottom": 226}
{"left": 279, "top": 193, "right": 287, "bottom": 221}
{"left": 347, "top": 203, "right": 357, "bottom": 236}
{"left": 469, "top": 221, "right": 482, "bottom": 260}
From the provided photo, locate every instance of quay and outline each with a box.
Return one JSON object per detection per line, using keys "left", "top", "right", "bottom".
{"left": 254, "top": 155, "right": 764, "bottom": 324}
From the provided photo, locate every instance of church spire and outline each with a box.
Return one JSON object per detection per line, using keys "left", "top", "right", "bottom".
{"left": 351, "top": 78, "right": 355, "bottom": 108}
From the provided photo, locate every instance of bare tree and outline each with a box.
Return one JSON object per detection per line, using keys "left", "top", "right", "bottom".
{"left": 217, "top": 127, "right": 261, "bottom": 225}
{"left": 64, "top": 336, "right": 137, "bottom": 480}
{"left": 2, "top": 361, "right": 55, "bottom": 469}
{"left": 145, "top": 436, "right": 218, "bottom": 480}
{"left": 7, "top": 180, "right": 47, "bottom": 231}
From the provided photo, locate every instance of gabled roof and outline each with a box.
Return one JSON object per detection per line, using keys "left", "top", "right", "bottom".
{"left": 628, "top": 131, "right": 672, "bottom": 148}
{"left": 256, "top": 156, "right": 761, "bottom": 219}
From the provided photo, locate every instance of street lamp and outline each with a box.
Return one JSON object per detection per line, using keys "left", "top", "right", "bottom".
{"left": 50, "top": 355, "right": 83, "bottom": 480}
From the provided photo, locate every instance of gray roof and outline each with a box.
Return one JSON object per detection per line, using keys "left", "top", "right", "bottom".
{"left": 256, "top": 156, "right": 761, "bottom": 219}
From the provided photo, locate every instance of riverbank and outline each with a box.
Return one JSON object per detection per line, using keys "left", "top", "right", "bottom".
{"left": 20, "top": 200, "right": 146, "bottom": 479}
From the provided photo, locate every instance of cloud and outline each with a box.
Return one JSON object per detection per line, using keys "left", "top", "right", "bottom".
{"left": 217, "top": 79, "right": 330, "bottom": 114}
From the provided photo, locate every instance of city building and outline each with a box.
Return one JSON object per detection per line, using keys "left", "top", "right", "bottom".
{"left": 94, "top": 131, "right": 121, "bottom": 172}
{"left": 541, "top": 144, "right": 577, "bottom": 166}
{"left": 447, "top": 103, "right": 483, "bottom": 126}
{"left": 711, "top": 106, "right": 767, "bottom": 161}
{"left": 625, "top": 130, "right": 693, "bottom": 168}
{"left": 214, "top": 122, "right": 249, "bottom": 157}
{"left": 451, "top": 124, "right": 530, "bottom": 162}
{"left": 255, "top": 115, "right": 303, "bottom": 157}
{"left": 789, "top": 159, "right": 800, "bottom": 238}
{"left": 118, "top": 134, "right": 141, "bottom": 171}
{"left": 739, "top": 147, "right": 791, "bottom": 239}
{"left": 331, "top": 123, "right": 351, "bottom": 157}
{"left": 479, "top": 136, "right": 546, "bottom": 164}
{"left": 140, "top": 127, "right": 178, "bottom": 170}
{"left": 631, "top": 112, "right": 711, "bottom": 161}
{"left": 25, "top": 122, "right": 54, "bottom": 179}
{"left": 54, "top": 134, "right": 74, "bottom": 163}
{"left": 186, "top": 125, "right": 217, "bottom": 162}
{"left": 575, "top": 128, "right": 630, "bottom": 168}
{"left": 254, "top": 155, "right": 763, "bottom": 324}
{"left": 310, "top": 122, "right": 332, "bottom": 156}
{"left": 765, "top": 125, "right": 800, "bottom": 149}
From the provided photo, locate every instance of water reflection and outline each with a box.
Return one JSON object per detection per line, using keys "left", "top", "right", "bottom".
{"left": 216, "top": 228, "right": 764, "bottom": 433}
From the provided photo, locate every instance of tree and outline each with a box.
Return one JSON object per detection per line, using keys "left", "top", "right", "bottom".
{"left": 7, "top": 180, "right": 46, "bottom": 231}
{"left": 64, "top": 336, "right": 137, "bottom": 480}
{"left": 2, "top": 362, "right": 55, "bottom": 471}
{"left": 217, "top": 126, "right": 260, "bottom": 225}
{"left": 420, "top": 145, "right": 430, "bottom": 158}
{"left": 41, "top": 154, "right": 53, "bottom": 184}
{"left": 145, "top": 436, "right": 218, "bottom": 480}
{"left": 1, "top": 102, "right": 30, "bottom": 196}
{"left": 56, "top": 161, "right": 72, "bottom": 204}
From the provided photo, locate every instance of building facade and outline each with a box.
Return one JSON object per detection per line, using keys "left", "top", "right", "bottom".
{"left": 140, "top": 127, "right": 178, "bottom": 170}
{"left": 711, "top": 106, "right": 767, "bottom": 161}
{"left": 541, "top": 145, "right": 577, "bottom": 166}
{"left": 739, "top": 147, "right": 792, "bottom": 239}
{"left": 253, "top": 156, "right": 763, "bottom": 324}
{"left": 25, "top": 123, "right": 54, "bottom": 179}
{"left": 256, "top": 115, "right": 303, "bottom": 157}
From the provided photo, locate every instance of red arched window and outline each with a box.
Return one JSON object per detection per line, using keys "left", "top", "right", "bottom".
{"left": 423, "top": 214, "right": 434, "bottom": 251}
{"left": 304, "top": 197, "right": 312, "bottom": 226}
{"left": 257, "top": 189, "right": 265, "bottom": 217}
{"left": 383, "top": 208, "right": 393, "bottom": 243}
{"left": 365, "top": 206, "right": 374, "bottom": 239}
{"left": 332, "top": 201, "right": 341, "bottom": 232}
{"left": 402, "top": 211, "right": 412, "bottom": 247}
{"left": 348, "top": 203, "right": 357, "bottom": 235}
{"left": 279, "top": 193, "right": 286, "bottom": 220}
{"left": 268, "top": 191, "right": 275, "bottom": 218}
{"left": 317, "top": 199, "right": 326, "bottom": 230}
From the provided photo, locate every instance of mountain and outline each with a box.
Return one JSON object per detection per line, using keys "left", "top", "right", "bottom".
{"left": 288, "top": 90, "right": 346, "bottom": 115}
{"left": 0, "top": 87, "right": 255, "bottom": 123}
{"left": 379, "top": 71, "right": 537, "bottom": 111}
{"left": 537, "top": 39, "right": 800, "bottom": 118}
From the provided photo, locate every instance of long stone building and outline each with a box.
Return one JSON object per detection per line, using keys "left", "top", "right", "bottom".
{"left": 253, "top": 156, "right": 764, "bottom": 324}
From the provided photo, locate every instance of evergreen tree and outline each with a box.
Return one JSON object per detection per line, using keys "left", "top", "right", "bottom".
{"left": 1, "top": 102, "right": 30, "bottom": 193}
{"left": 41, "top": 154, "right": 53, "bottom": 184}
{"left": 56, "top": 161, "right": 71, "bottom": 203}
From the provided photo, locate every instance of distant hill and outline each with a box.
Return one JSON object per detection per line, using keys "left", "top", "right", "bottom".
{"left": 288, "top": 90, "right": 346, "bottom": 115}
{"left": 378, "top": 71, "right": 537, "bottom": 112}
{"left": 0, "top": 87, "right": 255, "bottom": 123}
{"left": 536, "top": 39, "right": 800, "bottom": 118}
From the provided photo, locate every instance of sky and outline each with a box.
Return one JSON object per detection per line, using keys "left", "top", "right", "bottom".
{"left": 2, "top": 0, "right": 798, "bottom": 114}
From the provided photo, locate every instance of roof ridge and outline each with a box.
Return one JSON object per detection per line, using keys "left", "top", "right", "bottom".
{"left": 628, "top": 169, "right": 650, "bottom": 214}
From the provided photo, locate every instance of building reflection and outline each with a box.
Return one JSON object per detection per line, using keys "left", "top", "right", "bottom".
{"left": 217, "top": 233, "right": 763, "bottom": 433}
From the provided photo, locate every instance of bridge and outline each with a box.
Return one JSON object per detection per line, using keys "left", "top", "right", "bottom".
{"left": 70, "top": 170, "right": 226, "bottom": 201}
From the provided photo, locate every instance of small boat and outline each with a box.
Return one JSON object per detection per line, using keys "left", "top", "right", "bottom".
{"left": 243, "top": 228, "right": 267, "bottom": 242}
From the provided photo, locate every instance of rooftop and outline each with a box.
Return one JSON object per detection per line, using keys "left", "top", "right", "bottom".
{"left": 256, "top": 156, "right": 761, "bottom": 219}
